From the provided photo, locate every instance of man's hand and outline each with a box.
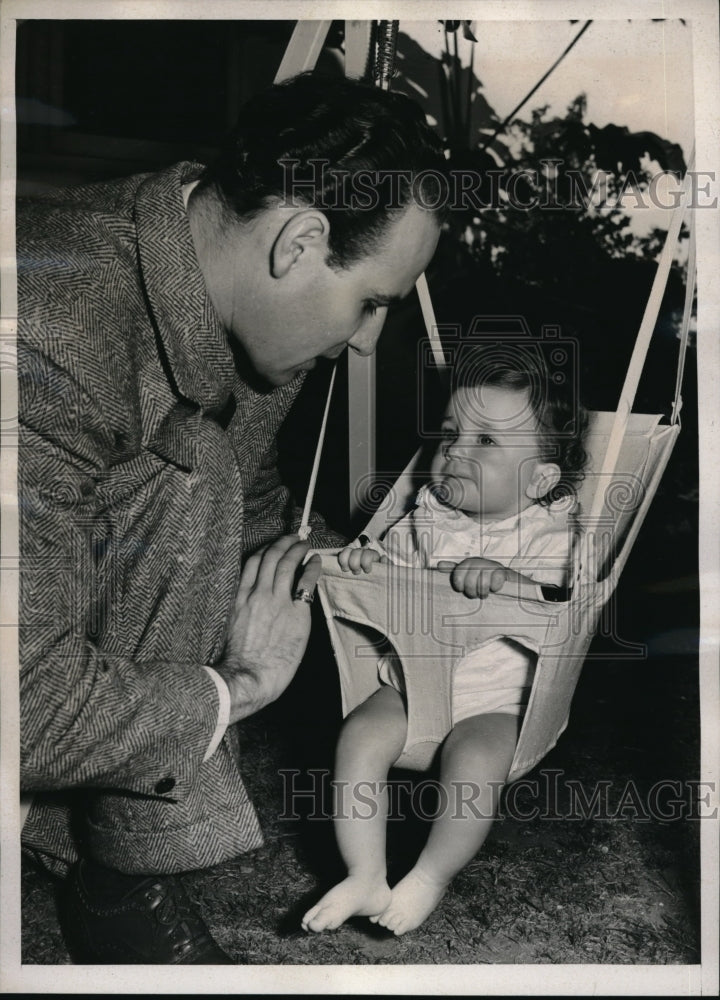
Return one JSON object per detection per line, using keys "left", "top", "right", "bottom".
{"left": 337, "top": 544, "right": 386, "bottom": 574}
{"left": 436, "top": 557, "right": 508, "bottom": 599}
{"left": 215, "top": 535, "right": 322, "bottom": 723}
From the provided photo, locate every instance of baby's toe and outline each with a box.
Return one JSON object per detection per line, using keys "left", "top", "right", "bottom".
{"left": 375, "top": 908, "right": 397, "bottom": 930}
{"left": 301, "top": 906, "right": 319, "bottom": 931}
{"left": 302, "top": 904, "right": 331, "bottom": 933}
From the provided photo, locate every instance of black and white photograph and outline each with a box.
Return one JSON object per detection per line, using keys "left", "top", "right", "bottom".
{"left": 1, "top": 1, "right": 718, "bottom": 994}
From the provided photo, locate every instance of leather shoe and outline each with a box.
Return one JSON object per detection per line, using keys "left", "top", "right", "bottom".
{"left": 61, "top": 860, "right": 234, "bottom": 964}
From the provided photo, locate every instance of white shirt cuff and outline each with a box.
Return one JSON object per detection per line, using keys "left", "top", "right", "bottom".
{"left": 202, "top": 666, "right": 231, "bottom": 762}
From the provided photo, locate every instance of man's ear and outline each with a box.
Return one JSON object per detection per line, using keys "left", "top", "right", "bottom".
{"left": 270, "top": 209, "right": 330, "bottom": 278}
{"left": 525, "top": 461, "right": 561, "bottom": 500}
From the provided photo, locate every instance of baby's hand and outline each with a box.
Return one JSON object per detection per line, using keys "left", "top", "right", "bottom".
{"left": 436, "top": 557, "right": 508, "bottom": 599}
{"left": 338, "top": 545, "right": 386, "bottom": 574}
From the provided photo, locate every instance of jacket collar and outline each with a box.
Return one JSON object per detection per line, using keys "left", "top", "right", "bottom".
{"left": 134, "top": 161, "right": 236, "bottom": 414}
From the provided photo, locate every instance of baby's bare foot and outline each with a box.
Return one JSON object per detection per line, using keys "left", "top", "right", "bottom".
{"left": 302, "top": 875, "right": 391, "bottom": 932}
{"left": 371, "top": 868, "right": 448, "bottom": 935}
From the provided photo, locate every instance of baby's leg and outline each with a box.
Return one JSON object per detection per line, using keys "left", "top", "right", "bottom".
{"left": 375, "top": 711, "right": 519, "bottom": 935}
{"left": 302, "top": 685, "right": 407, "bottom": 932}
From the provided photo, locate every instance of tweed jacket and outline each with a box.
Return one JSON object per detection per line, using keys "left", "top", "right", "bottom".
{"left": 18, "top": 161, "right": 342, "bottom": 875}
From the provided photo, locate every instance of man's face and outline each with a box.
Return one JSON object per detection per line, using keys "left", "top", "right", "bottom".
{"left": 231, "top": 204, "right": 441, "bottom": 386}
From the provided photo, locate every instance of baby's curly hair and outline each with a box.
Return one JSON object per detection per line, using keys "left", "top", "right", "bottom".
{"left": 452, "top": 343, "right": 589, "bottom": 506}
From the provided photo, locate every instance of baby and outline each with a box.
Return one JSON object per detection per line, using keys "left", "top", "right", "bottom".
{"left": 303, "top": 346, "right": 588, "bottom": 936}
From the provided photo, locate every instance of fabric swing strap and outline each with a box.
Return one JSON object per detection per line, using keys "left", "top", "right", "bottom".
{"left": 586, "top": 159, "right": 695, "bottom": 529}
{"left": 671, "top": 215, "right": 696, "bottom": 426}
{"left": 298, "top": 363, "right": 337, "bottom": 540}
{"left": 416, "top": 271, "right": 449, "bottom": 380}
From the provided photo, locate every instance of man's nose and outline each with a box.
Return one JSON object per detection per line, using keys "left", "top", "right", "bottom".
{"left": 347, "top": 310, "right": 386, "bottom": 357}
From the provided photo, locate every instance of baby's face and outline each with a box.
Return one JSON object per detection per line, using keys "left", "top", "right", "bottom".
{"left": 430, "top": 384, "right": 546, "bottom": 521}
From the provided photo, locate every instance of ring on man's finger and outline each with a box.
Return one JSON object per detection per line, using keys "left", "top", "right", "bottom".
{"left": 293, "top": 587, "right": 315, "bottom": 604}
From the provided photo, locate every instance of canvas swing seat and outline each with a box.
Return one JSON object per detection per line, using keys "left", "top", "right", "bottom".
{"left": 315, "top": 410, "right": 681, "bottom": 780}
{"left": 311, "top": 176, "right": 695, "bottom": 783}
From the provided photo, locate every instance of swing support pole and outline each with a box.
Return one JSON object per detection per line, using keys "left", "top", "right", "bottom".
{"left": 274, "top": 21, "right": 332, "bottom": 83}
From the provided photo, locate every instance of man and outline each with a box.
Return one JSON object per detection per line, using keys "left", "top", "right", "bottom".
{"left": 18, "top": 72, "right": 444, "bottom": 963}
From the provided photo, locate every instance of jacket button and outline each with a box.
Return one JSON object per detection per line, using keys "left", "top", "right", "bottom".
{"left": 155, "top": 777, "right": 175, "bottom": 794}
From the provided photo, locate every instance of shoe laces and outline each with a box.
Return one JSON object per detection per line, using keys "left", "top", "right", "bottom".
{"left": 143, "top": 880, "right": 212, "bottom": 957}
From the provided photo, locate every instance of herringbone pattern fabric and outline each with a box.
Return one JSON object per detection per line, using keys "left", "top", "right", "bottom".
{"left": 18, "top": 162, "right": 343, "bottom": 875}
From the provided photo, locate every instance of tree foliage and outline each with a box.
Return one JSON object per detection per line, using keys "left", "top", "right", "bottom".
{"left": 448, "top": 94, "right": 686, "bottom": 280}
{"left": 422, "top": 90, "right": 691, "bottom": 418}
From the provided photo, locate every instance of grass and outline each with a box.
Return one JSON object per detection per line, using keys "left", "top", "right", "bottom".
{"left": 21, "top": 583, "right": 701, "bottom": 966}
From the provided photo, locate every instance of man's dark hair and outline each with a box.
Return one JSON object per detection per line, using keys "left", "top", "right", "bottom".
{"left": 199, "top": 72, "right": 448, "bottom": 269}
{"left": 453, "top": 343, "right": 589, "bottom": 506}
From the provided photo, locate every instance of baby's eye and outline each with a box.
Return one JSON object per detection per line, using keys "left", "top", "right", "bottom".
{"left": 477, "top": 434, "right": 496, "bottom": 446}
{"left": 362, "top": 300, "right": 379, "bottom": 316}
